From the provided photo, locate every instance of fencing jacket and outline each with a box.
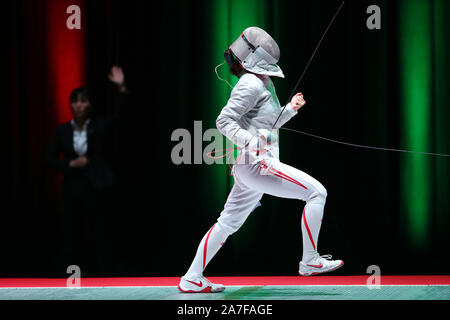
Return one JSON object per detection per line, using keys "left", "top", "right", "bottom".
{"left": 216, "top": 72, "right": 298, "bottom": 166}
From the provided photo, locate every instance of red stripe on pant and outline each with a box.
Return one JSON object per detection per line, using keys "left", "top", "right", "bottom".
{"left": 259, "top": 161, "right": 308, "bottom": 190}
{"left": 271, "top": 168, "right": 308, "bottom": 190}
{"left": 203, "top": 225, "right": 216, "bottom": 270}
{"left": 302, "top": 208, "right": 316, "bottom": 250}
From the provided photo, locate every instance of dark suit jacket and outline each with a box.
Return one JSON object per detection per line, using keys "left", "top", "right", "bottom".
{"left": 45, "top": 92, "right": 129, "bottom": 190}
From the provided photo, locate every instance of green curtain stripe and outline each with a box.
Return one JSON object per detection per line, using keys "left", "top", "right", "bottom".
{"left": 210, "top": 0, "right": 269, "bottom": 196}
{"left": 399, "top": 0, "right": 432, "bottom": 248}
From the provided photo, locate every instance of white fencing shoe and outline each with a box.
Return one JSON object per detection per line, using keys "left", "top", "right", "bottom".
{"left": 299, "top": 254, "right": 344, "bottom": 276}
{"left": 178, "top": 275, "right": 226, "bottom": 293}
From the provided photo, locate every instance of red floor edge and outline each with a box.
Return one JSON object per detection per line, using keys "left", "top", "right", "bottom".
{"left": 0, "top": 276, "right": 449, "bottom": 288}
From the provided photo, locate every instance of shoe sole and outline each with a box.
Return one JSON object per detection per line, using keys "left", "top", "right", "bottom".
{"left": 299, "top": 261, "right": 344, "bottom": 276}
{"left": 178, "top": 284, "right": 225, "bottom": 293}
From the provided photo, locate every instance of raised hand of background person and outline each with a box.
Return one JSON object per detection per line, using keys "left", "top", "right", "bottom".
{"left": 108, "top": 65, "right": 127, "bottom": 92}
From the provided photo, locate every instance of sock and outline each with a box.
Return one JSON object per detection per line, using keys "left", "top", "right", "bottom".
{"left": 301, "top": 201, "right": 325, "bottom": 263}
{"left": 185, "top": 222, "right": 230, "bottom": 279}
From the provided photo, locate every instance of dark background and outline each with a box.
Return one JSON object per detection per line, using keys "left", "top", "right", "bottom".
{"left": 4, "top": 0, "right": 449, "bottom": 277}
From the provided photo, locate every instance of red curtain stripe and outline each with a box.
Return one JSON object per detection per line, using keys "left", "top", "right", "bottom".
{"left": 45, "top": 0, "right": 87, "bottom": 125}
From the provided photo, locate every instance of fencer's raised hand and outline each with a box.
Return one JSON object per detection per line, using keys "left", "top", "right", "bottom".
{"left": 108, "top": 66, "right": 126, "bottom": 92}
{"left": 290, "top": 93, "right": 306, "bottom": 111}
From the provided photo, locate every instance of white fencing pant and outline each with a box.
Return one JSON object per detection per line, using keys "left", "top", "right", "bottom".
{"left": 185, "top": 158, "right": 327, "bottom": 278}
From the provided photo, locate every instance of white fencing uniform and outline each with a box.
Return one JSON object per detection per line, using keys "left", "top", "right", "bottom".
{"left": 184, "top": 72, "right": 329, "bottom": 279}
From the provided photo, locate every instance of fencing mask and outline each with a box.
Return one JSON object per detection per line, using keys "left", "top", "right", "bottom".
{"left": 224, "top": 26, "right": 284, "bottom": 78}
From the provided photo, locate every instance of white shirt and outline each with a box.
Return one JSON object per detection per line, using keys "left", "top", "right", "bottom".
{"left": 71, "top": 118, "right": 91, "bottom": 156}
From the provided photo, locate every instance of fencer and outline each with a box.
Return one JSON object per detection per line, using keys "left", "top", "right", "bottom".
{"left": 179, "top": 27, "right": 343, "bottom": 293}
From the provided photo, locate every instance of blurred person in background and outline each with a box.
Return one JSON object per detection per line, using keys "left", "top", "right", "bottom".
{"left": 45, "top": 66, "right": 129, "bottom": 276}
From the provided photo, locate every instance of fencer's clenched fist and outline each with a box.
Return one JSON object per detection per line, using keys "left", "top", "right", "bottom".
{"left": 290, "top": 93, "right": 306, "bottom": 111}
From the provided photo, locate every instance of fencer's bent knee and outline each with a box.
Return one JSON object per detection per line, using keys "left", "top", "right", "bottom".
{"left": 216, "top": 220, "right": 235, "bottom": 236}
{"left": 307, "top": 183, "right": 327, "bottom": 205}
{"left": 319, "top": 185, "right": 328, "bottom": 199}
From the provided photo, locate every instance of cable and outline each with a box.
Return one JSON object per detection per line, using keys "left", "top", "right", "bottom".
{"left": 214, "top": 62, "right": 234, "bottom": 89}
{"left": 280, "top": 127, "right": 450, "bottom": 157}
{"left": 272, "top": 1, "right": 345, "bottom": 130}
{"left": 214, "top": 1, "right": 449, "bottom": 158}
